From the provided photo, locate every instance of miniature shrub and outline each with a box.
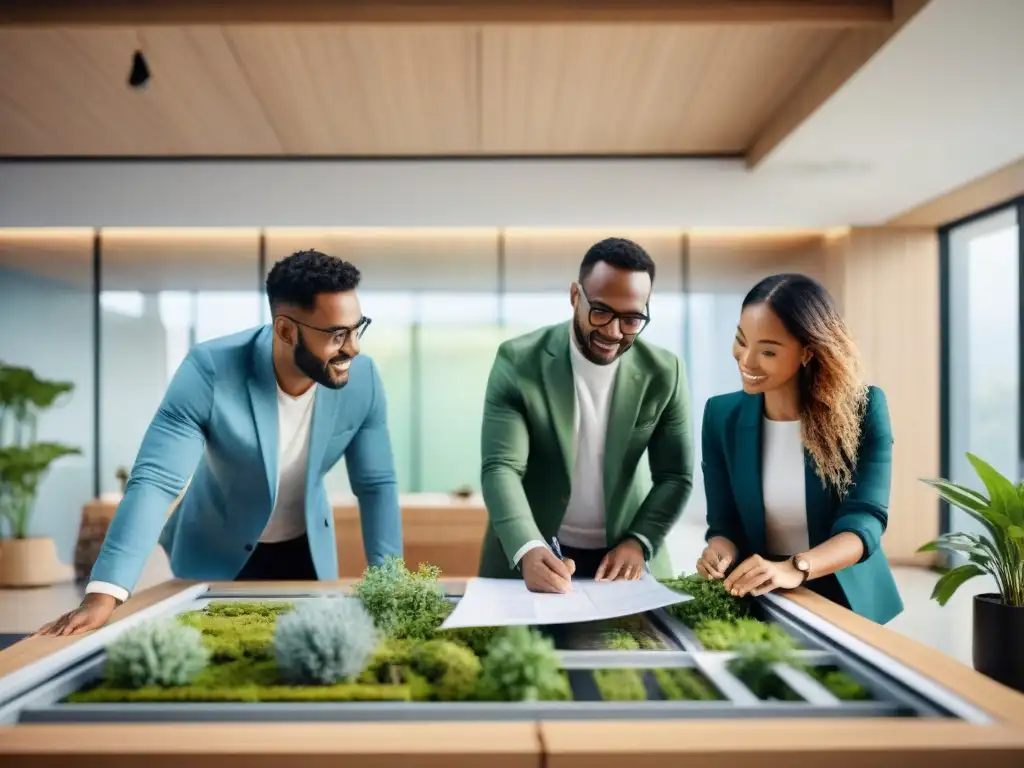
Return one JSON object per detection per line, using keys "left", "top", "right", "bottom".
{"left": 477, "top": 626, "right": 571, "bottom": 702}
{"left": 695, "top": 617, "right": 797, "bottom": 652}
{"left": 809, "top": 666, "right": 871, "bottom": 701}
{"left": 653, "top": 668, "right": 722, "bottom": 701}
{"left": 353, "top": 556, "right": 453, "bottom": 641}
{"left": 435, "top": 625, "right": 501, "bottom": 657}
{"left": 104, "top": 618, "right": 210, "bottom": 689}
{"left": 273, "top": 597, "right": 380, "bottom": 685}
{"left": 360, "top": 638, "right": 481, "bottom": 702}
{"left": 660, "top": 573, "right": 748, "bottom": 627}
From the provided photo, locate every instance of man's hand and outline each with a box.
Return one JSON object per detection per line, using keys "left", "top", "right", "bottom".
{"left": 595, "top": 538, "right": 646, "bottom": 582}
{"left": 522, "top": 547, "right": 576, "bottom": 593}
{"left": 722, "top": 554, "right": 804, "bottom": 598}
{"left": 34, "top": 593, "right": 119, "bottom": 637}
{"left": 696, "top": 536, "right": 738, "bottom": 580}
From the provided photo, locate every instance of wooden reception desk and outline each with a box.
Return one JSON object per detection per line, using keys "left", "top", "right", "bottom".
{"left": 75, "top": 492, "right": 488, "bottom": 581}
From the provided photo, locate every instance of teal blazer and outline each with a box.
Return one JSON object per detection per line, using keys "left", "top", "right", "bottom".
{"left": 90, "top": 325, "right": 403, "bottom": 594}
{"left": 701, "top": 385, "right": 903, "bottom": 625}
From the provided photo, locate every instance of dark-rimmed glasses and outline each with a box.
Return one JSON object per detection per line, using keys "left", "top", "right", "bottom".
{"left": 276, "top": 314, "right": 372, "bottom": 348}
{"left": 576, "top": 283, "right": 650, "bottom": 335}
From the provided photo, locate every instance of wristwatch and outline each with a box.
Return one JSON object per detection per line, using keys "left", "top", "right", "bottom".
{"left": 791, "top": 554, "right": 811, "bottom": 585}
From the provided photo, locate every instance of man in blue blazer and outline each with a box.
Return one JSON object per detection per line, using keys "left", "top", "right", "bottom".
{"left": 38, "top": 250, "right": 403, "bottom": 635}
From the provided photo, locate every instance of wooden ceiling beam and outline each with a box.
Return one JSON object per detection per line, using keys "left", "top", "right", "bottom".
{"left": 0, "top": 1, "right": 894, "bottom": 27}
{"left": 744, "top": 0, "right": 928, "bottom": 169}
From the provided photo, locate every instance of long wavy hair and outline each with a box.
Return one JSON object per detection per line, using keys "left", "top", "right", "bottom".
{"left": 742, "top": 274, "right": 869, "bottom": 497}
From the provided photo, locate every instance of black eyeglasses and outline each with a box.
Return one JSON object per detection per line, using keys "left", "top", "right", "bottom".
{"left": 576, "top": 284, "right": 650, "bottom": 335}
{"left": 276, "top": 314, "right": 372, "bottom": 348}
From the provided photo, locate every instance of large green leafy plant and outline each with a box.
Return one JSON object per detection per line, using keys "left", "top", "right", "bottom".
{"left": 919, "top": 453, "right": 1024, "bottom": 607}
{"left": 0, "top": 362, "right": 81, "bottom": 539}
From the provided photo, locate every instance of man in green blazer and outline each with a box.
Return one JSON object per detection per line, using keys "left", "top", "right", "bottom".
{"left": 479, "top": 238, "right": 694, "bottom": 592}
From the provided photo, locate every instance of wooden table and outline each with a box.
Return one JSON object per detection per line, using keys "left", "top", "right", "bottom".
{"left": 1, "top": 579, "right": 1023, "bottom": 767}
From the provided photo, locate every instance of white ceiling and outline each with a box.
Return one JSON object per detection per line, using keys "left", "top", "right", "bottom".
{"left": 761, "top": 0, "right": 1024, "bottom": 224}
{"left": 0, "top": 0, "right": 1021, "bottom": 229}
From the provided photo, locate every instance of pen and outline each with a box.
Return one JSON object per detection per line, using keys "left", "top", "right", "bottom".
{"left": 550, "top": 536, "right": 563, "bottom": 560}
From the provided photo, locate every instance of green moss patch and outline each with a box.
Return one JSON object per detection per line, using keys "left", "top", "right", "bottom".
{"left": 593, "top": 668, "right": 648, "bottom": 701}
{"left": 695, "top": 618, "right": 798, "bottom": 652}
{"left": 653, "top": 668, "right": 721, "bottom": 701}
{"left": 808, "top": 666, "right": 872, "bottom": 701}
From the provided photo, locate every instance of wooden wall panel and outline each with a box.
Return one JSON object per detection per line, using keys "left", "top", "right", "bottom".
{"left": 822, "top": 227, "right": 940, "bottom": 565}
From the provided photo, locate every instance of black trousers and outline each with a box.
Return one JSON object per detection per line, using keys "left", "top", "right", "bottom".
{"left": 235, "top": 533, "right": 318, "bottom": 581}
{"left": 559, "top": 544, "right": 612, "bottom": 579}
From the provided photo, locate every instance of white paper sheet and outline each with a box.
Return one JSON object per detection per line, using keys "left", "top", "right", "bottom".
{"left": 439, "top": 572, "right": 693, "bottom": 629}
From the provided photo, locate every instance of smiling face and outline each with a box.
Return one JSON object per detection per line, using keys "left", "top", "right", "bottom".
{"left": 275, "top": 290, "right": 366, "bottom": 390}
{"left": 570, "top": 261, "right": 652, "bottom": 365}
{"left": 733, "top": 301, "right": 810, "bottom": 395}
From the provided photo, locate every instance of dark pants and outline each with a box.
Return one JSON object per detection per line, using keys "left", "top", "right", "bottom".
{"left": 235, "top": 533, "right": 318, "bottom": 581}
{"left": 560, "top": 544, "right": 612, "bottom": 579}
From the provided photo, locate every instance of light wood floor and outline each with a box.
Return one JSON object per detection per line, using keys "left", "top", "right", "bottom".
{"left": 0, "top": 521, "right": 990, "bottom": 668}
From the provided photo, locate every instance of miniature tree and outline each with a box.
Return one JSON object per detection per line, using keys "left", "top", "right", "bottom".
{"left": 274, "top": 597, "right": 380, "bottom": 685}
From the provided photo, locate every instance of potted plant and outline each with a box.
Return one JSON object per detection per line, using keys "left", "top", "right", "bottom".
{"left": 919, "top": 453, "right": 1024, "bottom": 692}
{"left": 0, "top": 362, "right": 80, "bottom": 587}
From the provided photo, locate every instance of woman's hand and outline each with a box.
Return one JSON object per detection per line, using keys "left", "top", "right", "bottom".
{"left": 723, "top": 554, "right": 804, "bottom": 597}
{"left": 696, "top": 536, "right": 738, "bottom": 580}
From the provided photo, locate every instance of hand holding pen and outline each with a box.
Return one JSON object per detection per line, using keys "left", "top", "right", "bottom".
{"left": 521, "top": 537, "right": 576, "bottom": 593}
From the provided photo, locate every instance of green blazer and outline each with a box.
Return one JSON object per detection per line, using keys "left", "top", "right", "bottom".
{"left": 701, "top": 386, "right": 903, "bottom": 625}
{"left": 478, "top": 321, "right": 694, "bottom": 580}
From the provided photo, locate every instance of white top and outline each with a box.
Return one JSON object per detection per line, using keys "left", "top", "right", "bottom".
{"left": 761, "top": 416, "right": 810, "bottom": 557}
{"left": 86, "top": 382, "right": 317, "bottom": 602}
{"left": 513, "top": 336, "right": 651, "bottom": 566}
{"left": 258, "top": 383, "right": 316, "bottom": 543}
{"left": 557, "top": 335, "right": 620, "bottom": 549}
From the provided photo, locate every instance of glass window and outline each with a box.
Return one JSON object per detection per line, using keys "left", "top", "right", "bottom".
{"left": 0, "top": 230, "right": 95, "bottom": 560}
{"left": 99, "top": 229, "right": 263, "bottom": 495}
{"left": 946, "top": 205, "right": 1021, "bottom": 541}
{"left": 418, "top": 292, "right": 502, "bottom": 494}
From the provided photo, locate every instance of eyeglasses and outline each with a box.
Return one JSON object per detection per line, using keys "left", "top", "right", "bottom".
{"left": 576, "top": 284, "right": 650, "bottom": 335}
{"left": 276, "top": 314, "right": 372, "bottom": 348}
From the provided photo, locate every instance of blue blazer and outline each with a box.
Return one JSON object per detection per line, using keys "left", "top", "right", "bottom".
{"left": 90, "top": 325, "right": 403, "bottom": 593}
{"left": 701, "top": 385, "right": 903, "bottom": 625}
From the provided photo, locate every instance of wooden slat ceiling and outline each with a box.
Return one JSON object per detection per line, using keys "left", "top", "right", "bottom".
{"left": 0, "top": 22, "right": 847, "bottom": 157}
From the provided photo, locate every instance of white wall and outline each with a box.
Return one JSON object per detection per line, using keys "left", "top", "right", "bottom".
{"left": 0, "top": 158, "right": 902, "bottom": 229}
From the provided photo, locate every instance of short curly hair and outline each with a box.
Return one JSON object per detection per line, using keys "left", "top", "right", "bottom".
{"left": 579, "top": 237, "right": 656, "bottom": 285}
{"left": 265, "top": 249, "right": 361, "bottom": 311}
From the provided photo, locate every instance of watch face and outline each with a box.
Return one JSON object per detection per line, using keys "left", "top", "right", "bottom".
{"left": 796, "top": 558, "right": 810, "bottom": 572}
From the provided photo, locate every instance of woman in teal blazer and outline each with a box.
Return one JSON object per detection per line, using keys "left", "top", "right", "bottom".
{"left": 697, "top": 273, "right": 903, "bottom": 625}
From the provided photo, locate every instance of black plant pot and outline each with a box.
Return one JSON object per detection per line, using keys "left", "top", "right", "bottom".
{"left": 973, "top": 593, "right": 1024, "bottom": 692}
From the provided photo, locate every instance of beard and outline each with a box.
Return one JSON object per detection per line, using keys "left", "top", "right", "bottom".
{"left": 294, "top": 329, "right": 351, "bottom": 390}
{"left": 573, "top": 314, "right": 628, "bottom": 366}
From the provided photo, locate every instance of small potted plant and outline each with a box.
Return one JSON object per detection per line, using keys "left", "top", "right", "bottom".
{"left": 0, "top": 362, "right": 81, "bottom": 587}
{"left": 919, "top": 453, "right": 1024, "bottom": 692}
